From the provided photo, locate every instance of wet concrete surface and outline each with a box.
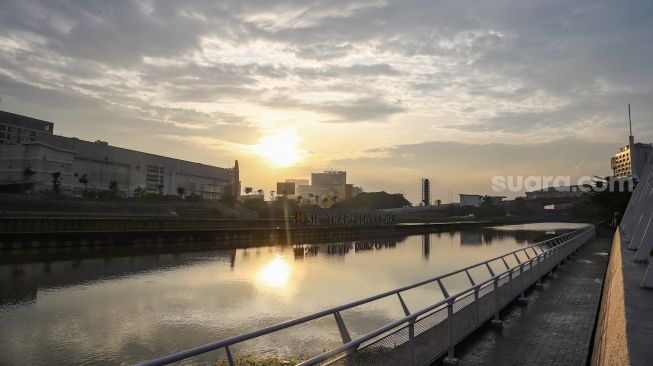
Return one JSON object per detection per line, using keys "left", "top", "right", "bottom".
{"left": 454, "top": 237, "right": 612, "bottom": 366}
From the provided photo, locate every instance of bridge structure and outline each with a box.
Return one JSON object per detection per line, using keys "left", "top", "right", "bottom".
{"left": 137, "top": 226, "right": 595, "bottom": 366}
{"left": 619, "top": 156, "right": 653, "bottom": 284}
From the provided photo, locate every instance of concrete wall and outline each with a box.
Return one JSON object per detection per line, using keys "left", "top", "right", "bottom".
{"left": 591, "top": 230, "right": 629, "bottom": 366}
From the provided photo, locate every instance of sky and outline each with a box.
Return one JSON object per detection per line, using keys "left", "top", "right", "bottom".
{"left": 1, "top": 0, "right": 652, "bottom": 203}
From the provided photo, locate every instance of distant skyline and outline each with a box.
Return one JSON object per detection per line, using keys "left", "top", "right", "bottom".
{"left": 1, "top": 0, "right": 652, "bottom": 203}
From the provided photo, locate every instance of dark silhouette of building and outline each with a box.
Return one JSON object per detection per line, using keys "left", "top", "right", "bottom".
{"left": 276, "top": 181, "right": 295, "bottom": 195}
{"left": 421, "top": 178, "right": 430, "bottom": 206}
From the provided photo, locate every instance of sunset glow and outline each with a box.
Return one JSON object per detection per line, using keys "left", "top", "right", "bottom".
{"left": 252, "top": 130, "right": 305, "bottom": 168}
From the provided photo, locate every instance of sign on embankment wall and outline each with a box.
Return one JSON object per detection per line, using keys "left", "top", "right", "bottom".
{"left": 295, "top": 211, "right": 397, "bottom": 226}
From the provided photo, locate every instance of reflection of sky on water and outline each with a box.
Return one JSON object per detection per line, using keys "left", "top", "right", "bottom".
{"left": 0, "top": 223, "right": 580, "bottom": 365}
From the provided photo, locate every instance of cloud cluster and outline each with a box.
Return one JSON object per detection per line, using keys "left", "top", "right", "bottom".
{"left": 1, "top": 0, "right": 652, "bottom": 198}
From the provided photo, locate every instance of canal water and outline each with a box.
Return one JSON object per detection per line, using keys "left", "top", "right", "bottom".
{"left": 0, "top": 222, "right": 586, "bottom": 365}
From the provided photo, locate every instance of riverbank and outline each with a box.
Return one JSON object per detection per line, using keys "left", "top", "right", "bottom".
{"left": 0, "top": 217, "right": 494, "bottom": 250}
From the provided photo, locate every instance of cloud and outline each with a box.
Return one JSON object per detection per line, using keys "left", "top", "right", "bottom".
{"left": 0, "top": 0, "right": 652, "bottom": 197}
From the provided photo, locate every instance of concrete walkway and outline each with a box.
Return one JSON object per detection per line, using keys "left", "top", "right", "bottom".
{"left": 455, "top": 236, "right": 612, "bottom": 366}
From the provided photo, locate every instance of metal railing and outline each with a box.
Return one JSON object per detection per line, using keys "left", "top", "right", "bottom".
{"left": 137, "top": 225, "right": 595, "bottom": 366}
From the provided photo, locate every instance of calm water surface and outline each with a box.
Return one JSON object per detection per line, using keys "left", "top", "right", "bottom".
{"left": 0, "top": 222, "right": 587, "bottom": 365}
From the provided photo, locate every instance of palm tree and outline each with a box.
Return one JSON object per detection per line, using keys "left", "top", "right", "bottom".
{"left": 244, "top": 187, "right": 253, "bottom": 194}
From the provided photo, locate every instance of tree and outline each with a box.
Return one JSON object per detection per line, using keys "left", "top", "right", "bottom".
{"left": 331, "top": 191, "right": 412, "bottom": 210}
{"left": 476, "top": 195, "right": 506, "bottom": 218}
{"left": 134, "top": 186, "right": 146, "bottom": 201}
{"left": 22, "top": 167, "right": 35, "bottom": 192}
{"left": 257, "top": 189, "right": 264, "bottom": 196}
{"left": 51, "top": 172, "right": 61, "bottom": 195}
{"left": 568, "top": 177, "right": 633, "bottom": 227}
{"left": 157, "top": 184, "right": 164, "bottom": 195}
{"left": 108, "top": 180, "right": 119, "bottom": 200}
{"left": 244, "top": 187, "right": 253, "bottom": 194}
{"left": 270, "top": 190, "right": 275, "bottom": 200}
{"left": 511, "top": 197, "right": 532, "bottom": 215}
{"left": 78, "top": 174, "right": 89, "bottom": 196}
{"left": 177, "top": 186, "right": 186, "bottom": 198}
{"left": 296, "top": 195, "right": 303, "bottom": 204}
{"left": 242, "top": 195, "right": 269, "bottom": 218}
{"left": 270, "top": 196, "right": 299, "bottom": 218}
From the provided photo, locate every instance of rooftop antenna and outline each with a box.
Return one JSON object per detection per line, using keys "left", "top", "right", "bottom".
{"left": 628, "top": 104, "right": 633, "bottom": 137}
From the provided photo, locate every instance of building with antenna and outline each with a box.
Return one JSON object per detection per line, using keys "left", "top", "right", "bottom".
{"left": 611, "top": 105, "right": 653, "bottom": 178}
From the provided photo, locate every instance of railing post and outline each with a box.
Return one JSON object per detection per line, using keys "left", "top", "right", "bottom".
{"left": 484, "top": 263, "right": 503, "bottom": 328}
{"left": 225, "top": 346, "right": 236, "bottom": 366}
{"left": 334, "top": 312, "right": 354, "bottom": 366}
{"left": 443, "top": 299, "right": 459, "bottom": 366}
{"left": 397, "top": 293, "right": 415, "bottom": 366}
{"left": 508, "top": 269, "right": 514, "bottom": 300}
{"left": 491, "top": 277, "right": 503, "bottom": 328}
{"left": 438, "top": 279, "right": 459, "bottom": 366}
{"left": 517, "top": 264, "right": 527, "bottom": 305}
{"left": 535, "top": 253, "right": 544, "bottom": 290}
{"left": 474, "top": 285, "right": 480, "bottom": 324}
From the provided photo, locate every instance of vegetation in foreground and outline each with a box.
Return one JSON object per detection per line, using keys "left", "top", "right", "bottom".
{"left": 215, "top": 354, "right": 299, "bottom": 366}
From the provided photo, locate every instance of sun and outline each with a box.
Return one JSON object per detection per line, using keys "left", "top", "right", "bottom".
{"left": 252, "top": 130, "right": 304, "bottom": 167}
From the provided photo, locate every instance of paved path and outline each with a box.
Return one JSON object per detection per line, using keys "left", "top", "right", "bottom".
{"left": 455, "top": 236, "right": 612, "bottom": 366}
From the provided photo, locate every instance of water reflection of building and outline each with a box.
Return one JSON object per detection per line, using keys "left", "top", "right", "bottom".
{"left": 460, "top": 230, "right": 483, "bottom": 245}
{"left": 0, "top": 249, "right": 237, "bottom": 305}
{"left": 290, "top": 237, "right": 405, "bottom": 260}
{"left": 422, "top": 234, "right": 430, "bottom": 259}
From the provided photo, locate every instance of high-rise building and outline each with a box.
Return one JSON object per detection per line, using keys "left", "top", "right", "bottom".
{"left": 276, "top": 181, "right": 296, "bottom": 195}
{"left": 421, "top": 178, "right": 430, "bottom": 206}
{"left": 285, "top": 178, "right": 309, "bottom": 187}
{"left": 611, "top": 105, "right": 653, "bottom": 178}
{"left": 311, "top": 170, "right": 346, "bottom": 199}
{"left": 345, "top": 184, "right": 363, "bottom": 200}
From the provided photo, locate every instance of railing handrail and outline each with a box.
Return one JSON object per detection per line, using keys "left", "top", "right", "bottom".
{"left": 297, "top": 225, "right": 593, "bottom": 366}
{"left": 137, "top": 226, "right": 592, "bottom": 366}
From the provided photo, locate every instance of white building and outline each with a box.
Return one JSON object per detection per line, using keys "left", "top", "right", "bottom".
{"left": 459, "top": 194, "right": 504, "bottom": 207}
{"left": 0, "top": 113, "right": 239, "bottom": 199}
{"left": 311, "top": 170, "right": 347, "bottom": 199}
{"left": 611, "top": 141, "right": 652, "bottom": 178}
{"left": 611, "top": 106, "right": 653, "bottom": 179}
